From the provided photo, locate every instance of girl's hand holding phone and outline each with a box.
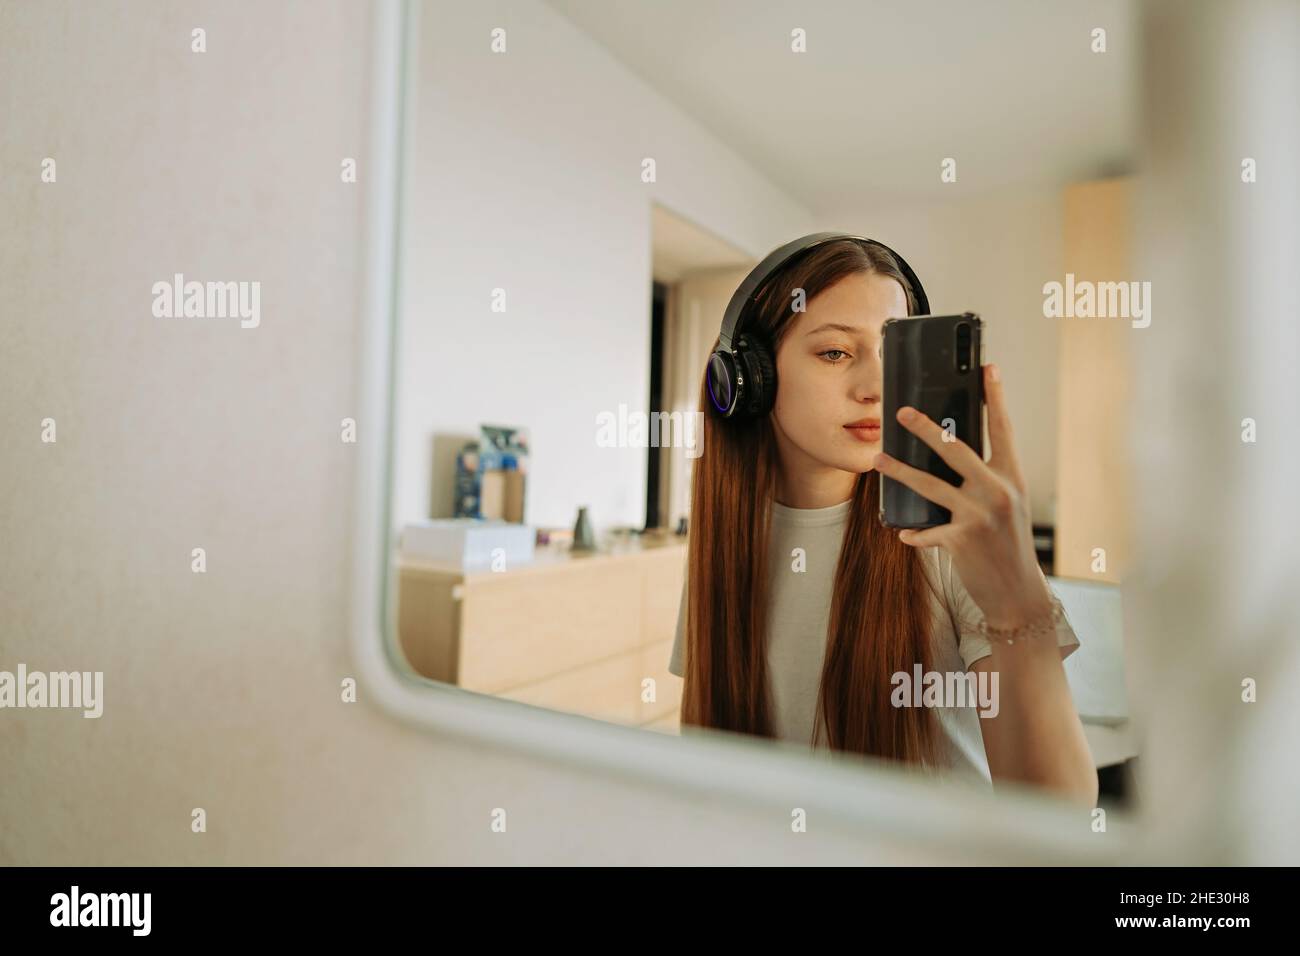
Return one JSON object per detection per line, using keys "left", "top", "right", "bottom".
{"left": 872, "top": 363, "right": 1054, "bottom": 631}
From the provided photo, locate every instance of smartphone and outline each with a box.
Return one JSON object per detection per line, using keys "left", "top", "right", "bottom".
{"left": 879, "top": 312, "right": 984, "bottom": 529}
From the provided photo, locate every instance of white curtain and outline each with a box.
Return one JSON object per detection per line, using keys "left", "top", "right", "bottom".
{"left": 658, "top": 266, "right": 753, "bottom": 530}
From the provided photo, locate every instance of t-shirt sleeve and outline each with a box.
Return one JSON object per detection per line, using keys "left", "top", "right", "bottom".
{"left": 667, "top": 570, "right": 686, "bottom": 677}
{"left": 942, "top": 549, "right": 1081, "bottom": 670}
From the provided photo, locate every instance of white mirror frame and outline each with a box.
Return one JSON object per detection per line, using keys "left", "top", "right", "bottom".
{"left": 346, "top": 0, "right": 1138, "bottom": 863}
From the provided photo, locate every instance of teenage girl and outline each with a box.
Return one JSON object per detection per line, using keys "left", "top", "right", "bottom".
{"left": 668, "top": 235, "right": 1097, "bottom": 806}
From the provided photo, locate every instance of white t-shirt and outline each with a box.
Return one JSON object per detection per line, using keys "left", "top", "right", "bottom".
{"left": 667, "top": 497, "right": 1081, "bottom": 784}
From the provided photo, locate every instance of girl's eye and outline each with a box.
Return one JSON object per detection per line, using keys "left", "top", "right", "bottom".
{"left": 818, "top": 349, "right": 849, "bottom": 364}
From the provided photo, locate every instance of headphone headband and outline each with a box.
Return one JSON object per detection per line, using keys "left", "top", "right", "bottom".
{"left": 717, "top": 232, "right": 930, "bottom": 350}
{"left": 706, "top": 231, "right": 930, "bottom": 420}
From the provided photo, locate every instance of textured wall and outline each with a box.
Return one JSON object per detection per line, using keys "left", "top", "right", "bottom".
{"left": 0, "top": 0, "right": 1004, "bottom": 865}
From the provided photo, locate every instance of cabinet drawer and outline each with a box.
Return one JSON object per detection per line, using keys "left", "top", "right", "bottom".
{"left": 639, "top": 637, "right": 681, "bottom": 723}
{"left": 397, "top": 569, "right": 460, "bottom": 683}
{"left": 498, "top": 649, "right": 643, "bottom": 725}
{"left": 642, "top": 547, "right": 686, "bottom": 646}
{"left": 458, "top": 558, "right": 644, "bottom": 693}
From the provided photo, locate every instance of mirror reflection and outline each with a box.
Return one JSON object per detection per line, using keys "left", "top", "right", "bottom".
{"left": 389, "top": 0, "right": 1138, "bottom": 812}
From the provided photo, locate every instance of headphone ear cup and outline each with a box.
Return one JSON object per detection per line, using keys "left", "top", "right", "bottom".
{"left": 706, "top": 348, "right": 739, "bottom": 417}
{"left": 738, "top": 336, "right": 777, "bottom": 417}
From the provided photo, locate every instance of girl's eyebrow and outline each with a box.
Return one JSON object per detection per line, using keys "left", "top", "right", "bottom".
{"left": 804, "top": 322, "right": 863, "bottom": 337}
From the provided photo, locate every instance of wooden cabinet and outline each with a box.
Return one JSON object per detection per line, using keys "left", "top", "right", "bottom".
{"left": 397, "top": 534, "right": 686, "bottom": 733}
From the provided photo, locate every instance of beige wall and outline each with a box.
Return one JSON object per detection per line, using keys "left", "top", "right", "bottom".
{"left": 1056, "top": 178, "right": 1133, "bottom": 582}
{"left": 0, "top": 0, "right": 992, "bottom": 865}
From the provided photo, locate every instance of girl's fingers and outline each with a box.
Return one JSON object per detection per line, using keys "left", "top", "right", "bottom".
{"left": 897, "top": 526, "right": 947, "bottom": 548}
{"left": 874, "top": 452, "right": 965, "bottom": 513}
{"left": 894, "top": 405, "right": 985, "bottom": 482}
{"left": 983, "top": 364, "right": 1027, "bottom": 490}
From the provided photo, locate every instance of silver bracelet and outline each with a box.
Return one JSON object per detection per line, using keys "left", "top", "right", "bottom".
{"left": 973, "top": 596, "right": 1067, "bottom": 645}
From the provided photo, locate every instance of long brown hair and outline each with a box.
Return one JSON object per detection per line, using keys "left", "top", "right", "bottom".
{"left": 679, "top": 239, "right": 945, "bottom": 772}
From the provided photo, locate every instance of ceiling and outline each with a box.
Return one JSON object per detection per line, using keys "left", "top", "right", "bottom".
{"left": 546, "top": 0, "right": 1136, "bottom": 213}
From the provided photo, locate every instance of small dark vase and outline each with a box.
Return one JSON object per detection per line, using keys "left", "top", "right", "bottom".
{"left": 572, "top": 506, "right": 596, "bottom": 551}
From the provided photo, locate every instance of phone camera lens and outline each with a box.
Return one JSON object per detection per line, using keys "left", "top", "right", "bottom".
{"left": 955, "top": 323, "right": 972, "bottom": 373}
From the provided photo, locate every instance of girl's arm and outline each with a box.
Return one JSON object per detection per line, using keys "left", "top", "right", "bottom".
{"left": 873, "top": 363, "right": 1098, "bottom": 805}
{"left": 970, "top": 638, "right": 1098, "bottom": 806}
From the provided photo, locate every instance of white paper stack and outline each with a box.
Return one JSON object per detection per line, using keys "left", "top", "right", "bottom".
{"left": 400, "top": 519, "right": 535, "bottom": 568}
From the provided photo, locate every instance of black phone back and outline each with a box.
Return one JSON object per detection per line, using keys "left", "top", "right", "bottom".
{"left": 879, "top": 313, "right": 984, "bottom": 529}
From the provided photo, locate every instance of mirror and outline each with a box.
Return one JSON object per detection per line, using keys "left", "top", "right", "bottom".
{"left": 385, "top": 0, "right": 1139, "bottom": 816}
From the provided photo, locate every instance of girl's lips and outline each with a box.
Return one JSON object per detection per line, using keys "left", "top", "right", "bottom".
{"left": 843, "top": 424, "right": 881, "bottom": 442}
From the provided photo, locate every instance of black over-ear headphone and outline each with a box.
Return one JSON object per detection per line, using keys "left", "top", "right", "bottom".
{"left": 705, "top": 232, "right": 930, "bottom": 420}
